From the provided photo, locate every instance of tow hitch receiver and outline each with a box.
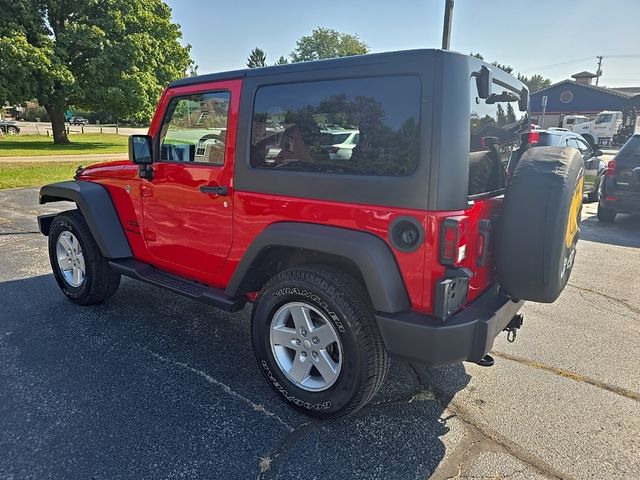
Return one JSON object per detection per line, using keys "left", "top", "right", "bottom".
{"left": 503, "top": 313, "right": 524, "bottom": 343}
{"left": 476, "top": 314, "right": 524, "bottom": 367}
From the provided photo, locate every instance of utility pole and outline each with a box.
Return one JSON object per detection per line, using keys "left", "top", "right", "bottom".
{"left": 442, "top": 0, "right": 454, "bottom": 50}
{"left": 596, "top": 56, "right": 604, "bottom": 86}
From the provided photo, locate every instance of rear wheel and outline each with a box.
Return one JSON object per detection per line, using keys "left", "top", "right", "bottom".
{"left": 6, "top": 126, "right": 18, "bottom": 135}
{"left": 583, "top": 134, "right": 595, "bottom": 148}
{"left": 587, "top": 174, "right": 603, "bottom": 203}
{"left": 251, "top": 266, "right": 389, "bottom": 418}
{"left": 597, "top": 203, "right": 617, "bottom": 222}
{"left": 48, "top": 210, "right": 121, "bottom": 305}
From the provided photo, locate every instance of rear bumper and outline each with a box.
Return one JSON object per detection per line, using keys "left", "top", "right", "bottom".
{"left": 375, "top": 284, "right": 524, "bottom": 366}
{"left": 601, "top": 179, "right": 640, "bottom": 213}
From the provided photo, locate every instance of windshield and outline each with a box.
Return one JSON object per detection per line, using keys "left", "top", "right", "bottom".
{"left": 595, "top": 114, "right": 613, "bottom": 124}
{"left": 536, "top": 132, "right": 564, "bottom": 147}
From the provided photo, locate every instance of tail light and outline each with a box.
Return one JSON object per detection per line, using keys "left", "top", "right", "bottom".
{"left": 605, "top": 159, "right": 617, "bottom": 177}
{"left": 528, "top": 130, "right": 540, "bottom": 145}
{"left": 440, "top": 216, "right": 468, "bottom": 266}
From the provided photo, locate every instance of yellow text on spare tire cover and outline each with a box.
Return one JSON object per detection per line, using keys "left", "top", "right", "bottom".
{"left": 565, "top": 175, "right": 583, "bottom": 249}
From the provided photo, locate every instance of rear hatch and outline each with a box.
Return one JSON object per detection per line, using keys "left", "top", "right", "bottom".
{"left": 464, "top": 63, "right": 529, "bottom": 302}
{"left": 610, "top": 135, "right": 640, "bottom": 205}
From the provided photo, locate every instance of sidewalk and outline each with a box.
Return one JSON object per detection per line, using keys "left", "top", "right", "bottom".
{"left": 0, "top": 153, "right": 127, "bottom": 163}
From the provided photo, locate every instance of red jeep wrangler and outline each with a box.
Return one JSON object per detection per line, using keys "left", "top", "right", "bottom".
{"left": 38, "top": 50, "right": 583, "bottom": 418}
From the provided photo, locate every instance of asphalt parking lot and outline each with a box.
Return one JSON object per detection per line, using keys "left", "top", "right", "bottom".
{"left": 1, "top": 188, "right": 638, "bottom": 480}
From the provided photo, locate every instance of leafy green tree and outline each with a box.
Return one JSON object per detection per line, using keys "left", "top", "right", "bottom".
{"left": 506, "top": 103, "right": 516, "bottom": 124}
{"left": 517, "top": 73, "right": 552, "bottom": 93}
{"left": 247, "top": 47, "right": 267, "bottom": 68}
{"left": 274, "top": 56, "right": 289, "bottom": 65}
{"left": 291, "top": 27, "right": 368, "bottom": 62}
{"left": 0, "top": 0, "right": 191, "bottom": 144}
{"left": 496, "top": 104, "right": 507, "bottom": 126}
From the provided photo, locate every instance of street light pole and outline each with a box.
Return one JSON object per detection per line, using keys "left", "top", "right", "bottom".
{"left": 442, "top": 0, "right": 454, "bottom": 50}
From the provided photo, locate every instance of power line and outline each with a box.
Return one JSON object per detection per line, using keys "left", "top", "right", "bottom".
{"left": 519, "top": 54, "right": 640, "bottom": 73}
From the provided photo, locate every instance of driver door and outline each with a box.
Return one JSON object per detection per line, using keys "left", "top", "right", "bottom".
{"left": 141, "top": 80, "right": 240, "bottom": 279}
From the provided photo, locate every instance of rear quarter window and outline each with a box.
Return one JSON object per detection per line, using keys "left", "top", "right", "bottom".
{"left": 616, "top": 135, "right": 640, "bottom": 166}
{"left": 250, "top": 76, "right": 421, "bottom": 176}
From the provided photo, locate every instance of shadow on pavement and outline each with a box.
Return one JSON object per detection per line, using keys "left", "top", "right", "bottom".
{"left": 580, "top": 212, "right": 640, "bottom": 248}
{"left": 0, "top": 274, "right": 471, "bottom": 480}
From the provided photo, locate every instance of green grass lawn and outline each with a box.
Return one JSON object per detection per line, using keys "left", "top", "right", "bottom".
{"left": 0, "top": 134, "right": 128, "bottom": 157}
{"left": 0, "top": 161, "right": 106, "bottom": 189}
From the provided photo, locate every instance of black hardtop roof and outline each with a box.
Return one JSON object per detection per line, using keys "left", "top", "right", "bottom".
{"left": 169, "top": 49, "right": 462, "bottom": 88}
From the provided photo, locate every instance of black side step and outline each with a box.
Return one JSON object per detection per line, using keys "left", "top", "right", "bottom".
{"left": 109, "top": 259, "right": 247, "bottom": 312}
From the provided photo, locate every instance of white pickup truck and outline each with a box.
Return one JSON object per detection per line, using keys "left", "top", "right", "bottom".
{"left": 570, "top": 111, "right": 623, "bottom": 146}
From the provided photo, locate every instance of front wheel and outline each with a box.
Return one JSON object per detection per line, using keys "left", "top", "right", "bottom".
{"left": 48, "top": 210, "right": 121, "bottom": 305}
{"left": 6, "top": 126, "right": 18, "bottom": 135}
{"left": 251, "top": 266, "right": 389, "bottom": 419}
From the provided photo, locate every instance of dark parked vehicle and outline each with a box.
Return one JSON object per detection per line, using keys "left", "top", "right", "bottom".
{"left": 0, "top": 120, "right": 20, "bottom": 135}
{"left": 598, "top": 134, "right": 640, "bottom": 222}
{"left": 531, "top": 128, "right": 605, "bottom": 202}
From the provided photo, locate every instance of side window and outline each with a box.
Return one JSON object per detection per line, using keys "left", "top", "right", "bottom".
{"left": 159, "top": 91, "right": 230, "bottom": 164}
{"left": 575, "top": 138, "right": 591, "bottom": 155}
{"left": 469, "top": 79, "right": 528, "bottom": 195}
{"left": 566, "top": 138, "right": 579, "bottom": 149}
{"left": 250, "top": 76, "right": 421, "bottom": 176}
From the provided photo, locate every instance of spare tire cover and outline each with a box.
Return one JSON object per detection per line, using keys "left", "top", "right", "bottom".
{"left": 497, "top": 146, "right": 584, "bottom": 303}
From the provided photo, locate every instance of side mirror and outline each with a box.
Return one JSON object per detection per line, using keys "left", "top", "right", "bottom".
{"left": 475, "top": 66, "right": 493, "bottom": 99}
{"left": 593, "top": 149, "right": 603, "bottom": 157}
{"left": 129, "top": 135, "right": 153, "bottom": 165}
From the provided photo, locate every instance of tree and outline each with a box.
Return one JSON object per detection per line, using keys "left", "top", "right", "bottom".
{"left": 0, "top": 0, "right": 191, "bottom": 144}
{"left": 496, "top": 104, "right": 507, "bottom": 126}
{"left": 517, "top": 74, "right": 552, "bottom": 93}
{"left": 274, "top": 56, "right": 289, "bottom": 65}
{"left": 291, "top": 27, "right": 368, "bottom": 62}
{"left": 247, "top": 47, "right": 267, "bottom": 68}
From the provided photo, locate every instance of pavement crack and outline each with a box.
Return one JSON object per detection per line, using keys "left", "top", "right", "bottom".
{"left": 492, "top": 350, "right": 640, "bottom": 402}
{"left": 567, "top": 283, "right": 640, "bottom": 317}
{"left": 255, "top": 421, "right": 316, "bottom": 480}
{"left": 144, "top": 348, "right": 294, "bottom": 432}
{"left": 0, "top": 231, "right": 40, "bottom": 236}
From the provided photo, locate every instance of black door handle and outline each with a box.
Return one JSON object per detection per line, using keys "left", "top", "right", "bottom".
{"left": 200, "top": 185, "right": 228, "bottom": 196}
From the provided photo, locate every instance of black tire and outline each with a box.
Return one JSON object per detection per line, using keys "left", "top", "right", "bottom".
{"left": 468, "top": 148, "right": 504, "bottom": 196}
{"left": 251, "top": 266, "right": 389, "bottom": 419}
{"left": 7, "top": 126, "right": 19, "bottom": 135}
{"left": 586, "top": 174, "right": 603, "bottom": 203}
{"left": 48, "top": 210, "right": 121, "bottom": 305}
{"left": 583, "top": 134, "right": 595, "bottom": 148}
{"left": 497, "top": 146, "right": 584, "bottom": 303}
{"left": 597, "top": 203, "right": 617, "bottom": 222}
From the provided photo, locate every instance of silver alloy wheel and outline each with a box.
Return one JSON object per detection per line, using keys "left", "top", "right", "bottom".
{"left": 56, "top": 231, "right": 86, "bottom": 287}
{"left": 7, "top": 127, "right": 18, "bottom": 135}
{"left": 269, "top": 301, "right": 343, "bottom": 392}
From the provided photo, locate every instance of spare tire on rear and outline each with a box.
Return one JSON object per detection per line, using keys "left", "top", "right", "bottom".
{"left": 497, "top": 146, "right": 584, "bottom": 303}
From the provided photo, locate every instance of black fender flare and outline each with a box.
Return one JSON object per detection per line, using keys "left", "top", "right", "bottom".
{"left": 39, "top": 180, "right": 132, "bottom": 259}
{"left": 226, "top": 222, "right": 411, "bottom": 313}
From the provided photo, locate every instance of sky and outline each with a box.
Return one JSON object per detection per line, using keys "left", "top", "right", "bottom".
{"left": 165, "top": 0, "right": 640, "bottom": 88}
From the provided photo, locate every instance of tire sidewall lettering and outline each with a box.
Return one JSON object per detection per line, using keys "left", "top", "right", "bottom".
{"left": 272, "top": 287, "right": 345, "bottom": 333}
